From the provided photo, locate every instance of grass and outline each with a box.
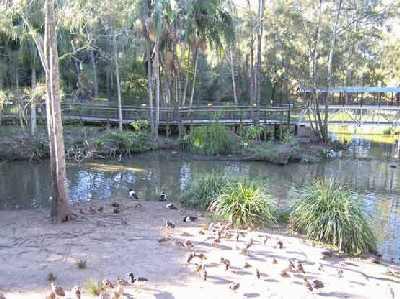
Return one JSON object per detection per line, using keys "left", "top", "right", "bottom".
{"left": 76, "top": 259, "right": 87, "bottom": 269}
{"left": 209, "top": 180, "right": 276, "bottom": 228}
{"left": 180, "top": 173, "right": 230, "bottom": 210}
{"left": 181, "top": 123, "right": 239, "bottom": 155}
{"left": 289, "top": 179, "right": 376, "bottom": 255}
{"left": 84, "top": 279, "right": 102, "bottom": 296}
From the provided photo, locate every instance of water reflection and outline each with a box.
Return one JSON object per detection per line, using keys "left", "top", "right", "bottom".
{"left": 0, "top": 136, "right": 400, "bottom": 262}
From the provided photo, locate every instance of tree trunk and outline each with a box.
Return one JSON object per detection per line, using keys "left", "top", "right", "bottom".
{"left": 30, "top": 63, "right": 37, "bottom": 136}
{"left": 113, "top": 32, "right": 123, "bottom": 131}
{"left": 255, "top": 0, "right": 265, "bottom": 115}
{"left": 44, "top": 0, "right": 71, "bottom": 223}
{"left": 229, "top": 47, "right": 238, "bottom": 105}
{"left": 90, "top": 48, "right": 98, "bottom": 98}
{"left": 146, "top": 44, "right": 155, "bottom": 137}
{"left": 324, "top": 0, "right": 343, "bottom": 142}
{"left": 189, "top": 48, "right": 199, "bottom": 108}
{"left": 153, "top": 39, "right": 160, "bottom": 141}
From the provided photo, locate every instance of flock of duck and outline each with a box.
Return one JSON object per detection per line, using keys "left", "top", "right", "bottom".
{"left": 0, "top": 190, "right": 349, "bottom": 299}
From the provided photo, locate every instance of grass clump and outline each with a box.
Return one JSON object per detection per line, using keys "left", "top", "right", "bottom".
{"left": 84, "top": 279, "right": 102, "bottom": 296}
{"left": 76, "top": 259, "right": 87, "bottom": 269}
{"left": 181, "top": 124, "right": 239, "bottom": 155}
{"left": 289, "top": 179, "right": 376, "bottom": 255}
{"left": 180, "top": 173, "right": 229, "bottom": 210}
{"left": 209, "top": 180, "right": 275, "bottom": 228}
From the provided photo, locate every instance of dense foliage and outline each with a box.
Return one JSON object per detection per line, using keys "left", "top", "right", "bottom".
{"left": 289, "top": 179, "right": 376, "bottom": 255}
{"left": 181, "top": 124, "right": 239, "bottom": 155}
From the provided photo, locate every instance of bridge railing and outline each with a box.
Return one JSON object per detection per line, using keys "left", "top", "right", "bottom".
{"left": 60, "top": 103, "right": 291, "bottom": 125}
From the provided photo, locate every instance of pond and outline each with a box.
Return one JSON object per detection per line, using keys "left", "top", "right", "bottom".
{"left": 0, "top": 133, "right": 399, "bottom": 262}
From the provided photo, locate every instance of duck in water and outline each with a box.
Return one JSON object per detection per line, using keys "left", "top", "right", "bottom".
{"left": 159, "top": 191, "right": 168, "bottom": 201}
{"left": 129, "top": 189, "right": 138, "bottom": 199}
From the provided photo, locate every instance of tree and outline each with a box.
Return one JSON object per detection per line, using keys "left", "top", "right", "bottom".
{"left": 44, "top": 0, "right": 71, "bottom": 222}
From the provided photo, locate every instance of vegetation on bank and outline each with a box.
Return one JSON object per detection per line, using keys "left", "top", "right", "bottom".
{"left": 210, "top": 180, "right": 276, "bottom": 228}
{"left": 182, "top": 174, "right": 376, "bottom": 254}
{"left": 289, "top": 179, "right": 376, "bottom": 255}
{"left": 180, "top": 173, "right": 229, "bottom": 210}
{"left": 0, "top": 125, "right": 157, "bottom": 161}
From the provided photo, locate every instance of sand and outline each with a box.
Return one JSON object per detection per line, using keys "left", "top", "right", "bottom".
{"left": 0, "top": 199, "right": 399, "bottom": 299}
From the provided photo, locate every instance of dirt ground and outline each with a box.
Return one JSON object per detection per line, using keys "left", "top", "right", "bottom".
{"left": 0, "top": 199, "right": 399, "bottom": 299}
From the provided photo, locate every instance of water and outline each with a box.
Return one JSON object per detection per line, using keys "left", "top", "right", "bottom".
{"left": 0, "top": 135, "right": 400, "bottom": 262}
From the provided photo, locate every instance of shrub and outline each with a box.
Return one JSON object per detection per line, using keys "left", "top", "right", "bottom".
{"left": 289, "top": 179, "right": 376, "bottom": 255}
{"left": 209, "top": 180, "right": 276, "bottom": 228}
{"left": 182, "top": 124, "right": 239, "bottom": 155}
{"left": 238, "top": 125, "right": 265, "bottom": 143}
{"left": 96, "top": 130, "right": 153, "bottom": 155}
{"left": 180, "top": 173, "right": 229, "bottom": 210}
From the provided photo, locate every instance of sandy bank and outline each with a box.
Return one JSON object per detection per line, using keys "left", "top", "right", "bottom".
{"left": 0, "top": 200, "right": 399, "bottom": 299}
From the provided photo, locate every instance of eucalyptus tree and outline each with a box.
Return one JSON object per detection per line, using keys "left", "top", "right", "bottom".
{"left": 1, "top": 0, "right": 72, "bottom": 222}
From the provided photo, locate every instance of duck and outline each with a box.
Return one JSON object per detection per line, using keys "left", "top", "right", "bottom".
{"left": 97, "top": 206, "right": 104, "bottom": 212}
{"left": 272, "top": 258, "right": 278, "bottom": 264}
{"left": 159, "top": 191, "right": 168, "bottom": 201}
{"left": 280, "top": 268, "right": 290, "bottom": 278}
{"left": 201, "top": 265, "right": 207, "bottom": 281}
{"left": 166, "top": 203, "right": 177, "bottom": 210}
{"left": 277, "top": 240, "right": 283, "bottom": 249}
{"left": 111, "top": 202, "right": 120, "bottom": 208}
{"left": 184, "top": 240, "right": 193, "bottom": 248}
{"left": 229, "top": 282, "right": 240, "bottom": 290}
{"left": 72, "top": 286, "right": 81, "bottom": 299}
{"left": 128, "top": 273, "right": 148, "bottom": 283}
{"left": 244, "top": 262, "right": 252, "bottom": 268}
{"left": 51, "top": 282, "right": 65, "bottom": 297}
{"left": 187, "top": 252, "right": 195, "bottom": 263}
{"left": 113, "top": 207, "right": 120, "bottom": 214}
{"left": 246, "top": 238, "right": 254, "bottom": 249}
{"left": 312, "top": 279, "right": 324, "bottom": 289}
{"left": 296, "top": 261, "right": 305, "bottom": 273}
{"left": 129, "top": 189, "right": 138, "bottom": 200}
{"left": 303, "top": 277, "right": 313, "bottom": 291}
{"left": 183, "top": 216, "right": 197, "bottom": 222}
{"left": 255, "top": 268, "right": 261, "bottom": 279}
{"left": 220, "top": 257, "right": 231, "bottom": 271}
{"left": 116, "top": 277, "right": 130, "bottom": 286}
{"left": 166, "top": 220, "right": 176, "bottom": 229}
{"left": 102, "top": 279, "right": 114, "bottom": 289}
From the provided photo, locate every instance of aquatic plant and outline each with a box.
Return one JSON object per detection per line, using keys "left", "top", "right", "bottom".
{"left": 209, "top": 180, "right": 276, "bottom": 228}
{"left": 180, "top": 173, "right": 229, "bottom": 210}
{"left": 289, "top": 179, "right": 376, "bottom": 255}
{"left": 181, "top": 124, "right": 239, "bottom": 155}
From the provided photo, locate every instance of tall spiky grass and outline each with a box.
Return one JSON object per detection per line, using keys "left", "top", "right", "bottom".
{"left": 209, "top": 180, "right": 275, "bottom": 228}
{"left": 180, "top": 173, "right": 229, "bottom": 210}
{"left": 289, "top": 179, "right": 376, "bottom": 255}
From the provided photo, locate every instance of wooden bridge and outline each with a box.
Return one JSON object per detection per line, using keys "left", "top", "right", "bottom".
{"left": 3, "top": 102, "right": 400, "bottom": 128}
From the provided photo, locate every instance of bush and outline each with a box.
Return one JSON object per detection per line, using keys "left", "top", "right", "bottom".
{"left": 289, "top": 179, "right": 376, "bottom": 255}
{"left": 209, "top": 180, "right": 276, "bottom": 228}
{"left": 96, "top": 130, "right": 153, "bottom": 155}
{"left": 180, "top": 173, "right": 229, "bottom": 210}
{"left": 182, "top": 124, "right": 239, "bottom": 155}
